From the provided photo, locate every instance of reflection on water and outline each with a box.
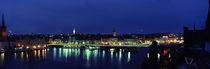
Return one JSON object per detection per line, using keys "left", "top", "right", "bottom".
{"left": 53, "top": 48, "right": 56, "bottom": 60}
{"left": 128, "top": 52, "right": 131, "bottom": 62}
{"left": 0, "top": 48, "right": 139, "bottom": 69}
{"left": 14, "top": 53, "right": 16, "bottom": 60}
{"left": 1, "top": 53, "right": 4, "bottom": 64}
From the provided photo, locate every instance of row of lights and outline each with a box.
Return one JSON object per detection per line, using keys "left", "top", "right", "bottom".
{"left": 26, "top": 45, "right": 45, "bottom": 49}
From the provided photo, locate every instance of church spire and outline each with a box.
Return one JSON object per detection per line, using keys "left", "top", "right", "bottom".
{"left": 113, "top": 26, "right": 116, "bottom": 37}
{"left": 1, "top": 13, "right": 7, "bottom": 41}
{"left": 73, "top": 27, "right": 76, "bottom": 35}
{"left": 2, "top": 13, "right": 5, "bottom": 27}
{"left": 113, "top": 27, "right": 116, "bottom": 32}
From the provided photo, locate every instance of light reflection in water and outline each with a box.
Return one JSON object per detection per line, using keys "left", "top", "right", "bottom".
{"left": 34, "top": 50, "right": 37, "bottom": 58}
{"left": 1, "top": 53, "right": 4, "bottom": 64}
{"left": 147, "top": 53, "right": 150, "bottom": 58}
{"left": 94, "top": 50, "right": 98, "bottom": 58}
{"left": 78, "top": 49, "right": 80, "bottom": 56}
{"left": 127, "top": 52, "right": 131, "bottom": 62}
{"left": 85, "top": 49, "right": 91, "bottom": 67}
{"left": 68, "top": 48, "right": 71, "bottom": 57}
{"left": 14, "top": 53, "right": 16, "bottom": 60}
{"left": 0, "top": 47, "right": 140, "bottom": 69}
{"left": 45, "top": 49, "right": 47, "bottom": 58}
{"left": 42, "top": 49, "right": 45, "bottom": 59}
{"left": 75, "top": 48, "right": 78, "bottom": 57}
{"left": 8, "top": 48, "right": 135, "bottom": 68}
{"left": 103, "top": 50, "right": 105, "bottom": 59}
{"left": 53, "top": 48, "right": 56, "bottom": 60}
{"left": 94, "top": 50, "right": 98, "bottom": 63}
{"left": 119, "top": 49, "right": 122, "bottom": 62}
{"left": 26, "top": 52, "right": 29, "bottom": 61}
{"left": 21, "top": 52, "right": 24, "bottom": 61}
{"left": 59, "top": 48, "right": 61, "bottom": 58}
{"left": 38, "top": 50, "right": 41, "bottom": 60}
{"left": 111, "top": 49, "right": 114, "bottom": 61}
{"left": 158, "top": 53, "right": 160, "bottom": 62}
{"left": 10, "top": 49, "right": 48, "bottom": 62}
{"left": 65, "top": 49, "right": 68, "bottom": 59}
{"left": 116, "top": 52, "right": 118, "bottom": 57}
{"left": 72, "top": 48, "right": 74, "bottom": 53}
{"left": 63, "top": 48, "right": 68, "bottom": 62}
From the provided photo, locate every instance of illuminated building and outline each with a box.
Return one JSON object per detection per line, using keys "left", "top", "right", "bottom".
{"left": 15, "top": 34, "right": 47, "bottom": 50}
{"left": 113, "top": 27, "right": 116, "bottom": 37}
{"left": 46, "top": 33, "right": 182, "bottom": 47}
{"left": 17, "top": 38, "right": 47, "bottom": 49}
{"left": 110, "top": 38, "right": 118, "bottom": 45}
{"left": 73, "top": 27, "right": 76, "bottom": 35}
{"left": 162, "top": 36, "right": 168, "bottom": 39}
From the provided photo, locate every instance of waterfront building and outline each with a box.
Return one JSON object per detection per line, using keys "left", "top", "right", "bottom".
{"left": 16, "top": 38, "right": 47, "bottom": 49}
{"left": 0, "top": 14, "right": 16, "bottom": 51}
{"left": 16, "top": 35, "right": 47, "bottom": 49}
{"left": 124, "top": 39, "right": 138, "bottom": 45}
{"left": 155, "top": 35, "right": 184, "bottom": 45}
{"left": 46, "top": 32, "right": 182, "bottom": 47}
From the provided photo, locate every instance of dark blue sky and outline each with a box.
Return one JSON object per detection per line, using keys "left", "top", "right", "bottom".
{"left": 0, "top": 0, "right": 209, "bottom": 34}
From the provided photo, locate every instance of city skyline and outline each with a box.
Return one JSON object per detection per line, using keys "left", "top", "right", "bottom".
{"left": 0, "top": 15, "right": 184, "bottom": 35}
{"left": 0, "top": 0, "right": 210, "bottom": 69}
{"left": 0, "top": 0, "right": 208, "bottom": 34}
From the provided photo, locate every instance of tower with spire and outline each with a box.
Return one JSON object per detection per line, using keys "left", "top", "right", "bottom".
{"left": 0, "top": 14, "right": 7, "bottom": 41}
{"left": 113, "top": 27, "right": 116, "bottom": 37}
{"left": 73, "top": 27, "right": 76, "bottom": 35}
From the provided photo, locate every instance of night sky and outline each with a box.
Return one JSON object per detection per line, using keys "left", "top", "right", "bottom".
{"left": 0, "top": 0, "right": 209, "bottom": 34}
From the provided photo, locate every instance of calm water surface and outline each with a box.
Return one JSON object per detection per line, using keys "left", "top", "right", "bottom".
{"left": 0, "top": 47, "right": 148, "bottom": 69}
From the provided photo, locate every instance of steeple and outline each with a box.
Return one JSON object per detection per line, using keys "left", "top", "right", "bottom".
{"left": 73, "top": 27, "right": 76, "bottom": 35}
{"left": 113, "top": 26, "right": 116, "bottom": 37}
{"left": 113, "top": 27, "right": 116, "bottom": 32}
{"left": 1, "top": 13, "right": 7, "bottom": 41}
{"left": 2, "top": 13, "right": 5, "bottom": 27}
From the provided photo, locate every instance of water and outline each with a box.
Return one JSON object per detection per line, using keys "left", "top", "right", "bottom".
{"left": 0, "top": 47, "right": 148, "bottom": 69}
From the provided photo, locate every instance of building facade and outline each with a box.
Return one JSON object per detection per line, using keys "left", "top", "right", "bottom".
{"left": 184, "top": 0, "right": 210, "bottom": 50}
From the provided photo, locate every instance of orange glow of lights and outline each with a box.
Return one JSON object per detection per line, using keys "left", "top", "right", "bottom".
{"left": 44, "top": 45, "right": 46, "bottom": 48}
{"left": 17, "top": 43, "right": 21, "bottom": 47}
{"left": 38, "top": 45, "right": 41, "bottom": 48}
{"left": 33, "top": 46, "right": 37, "bottom": 49}
{"left": 162, "top": 36, "right": 168, "bottom": 39}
